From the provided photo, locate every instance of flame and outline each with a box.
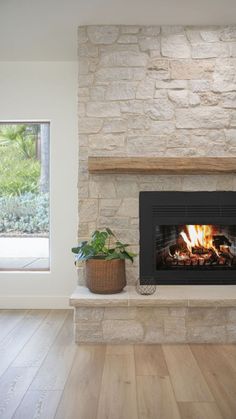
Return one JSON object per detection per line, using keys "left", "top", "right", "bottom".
{"left": 180, "top": 225, "right": 216, "bottom": 253}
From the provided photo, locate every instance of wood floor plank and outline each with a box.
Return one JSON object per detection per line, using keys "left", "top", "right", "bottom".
{"left": 163, "top": 345, "right": 214, "bottom": 402}
{"left": 134, "top": 345, "right": 168, "bottom": 376}
{"left": 178, "top": 402, "right": 223, "bottom": 419}
{"left": 55, "top": 345, "right": 106, "bottom": 419}
{"left": 97, "top": 351, "right": 138, "bottom": 419}
{"left": 191, "top": 344, "right": 236, "bottom": 419}
{"left": 13, "top": 390, "right": 62, "bottom": 419}
{"left": 0, "top": 366, "right": 37, "bottom": 419}
{"left": 0, "top": 310, "right": 28, "bottom": 343}
{"left": 0, "top": 310, "right": 49, "bottom": 378}
{"left": 137, "top": 375, "right": 181, "bottom": 419}
{"left": 106, "top": 345, "right": 134, "bottom": 355}
{"left": 30, "top": 311, "right": 77, "bottom": 390}
{"left": 12, "top": 310, "right": 68, "bottom": 368}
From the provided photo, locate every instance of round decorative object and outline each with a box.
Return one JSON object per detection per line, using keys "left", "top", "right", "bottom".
{"left": 135, "top": 280, "right": 156, "bottom": 295}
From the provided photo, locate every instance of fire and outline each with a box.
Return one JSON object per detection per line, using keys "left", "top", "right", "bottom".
{"left": 180, "top": 225, "right": 215, "bottom": 253}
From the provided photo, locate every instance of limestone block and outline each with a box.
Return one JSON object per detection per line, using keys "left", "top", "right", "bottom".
{"left": 105, "top": 82, "right": 137, "bottom": 100}
{"left": 78, "top": 44, "right": 98, "bottom": 58}
{"left": 89, "top": 179, "right": 116, "bottom": 198}
{"left": 78, "top": 74, "right": 94, "bottom": 87}
{"left": 199, "top": 92, "right": 219, "bottom": 106}
{"left": 187, "top": 307, "right": 227, "bottom": 327}
{"left": 139, "top": 36, "right": 160, "bottom": 52}
{"left": 155, "top": 80, "right": 187, "bottom": 89}
{"left": 104, "top": 307, "right": 137, "bottom": 320}
{"left": 127, "top": 136, "right": 166, "bottom": 155}
{"left": 220, "top": 26, "right": 236, "bottom": 41}
{"left": 182, "top": 175, "right": 218, "bottom": 190}
{"left": 190, "top": 80, "right": 211, "bottom": 92}
{"left": 144, "top": 99, "right": 174, "bottom": 120}
{"left": 87, "top": 26, "right": 119, "bottom": 44}
{"left": 86, "top": 102, "right": 120, "bottom": 117}
{"left": 167, "top": 135, "right": 190, "bottom": 148}
{"left": 164, "top": 317, "right": 186, "bottom": 342}
{"left": 222, "top": 92, "right": 236, "bottom": 108}
{"left": 88, "top": 134, "right": 125, "bottom": 154}
{"left": 120, "top": 100, "right": 143, "bottom": 114}
{"left": 78, "top": 57, "right": 89, "bottom": 74}
{"left": 117, "top": 198, "right": 139, "bottom": 218}
{"left": 75, "top": 321, "right": 103, "bottom": 343}
{"left": 212, "top": 59, "right": 236, "bottom": 92}
{"left": 127, "top": 115, "right": 150, "bottom": 130}
{"left": 141, "top": 26, "right": 160, "bottom": 36}
{"left": 79, "top": 118, "right": 103, "bottom": 134}
{"left": 170, "top": 60, "right": 214, "bottom": 80}
{"left": 79, "top": 199, "right": 98, "bottom": 222}
{"left": 136, "top": 80, "right": 155, "bottom": 99}
{"left": 189, "top": 92, "right": 200, "bottom": 107}
{"left": 216, "top": 175, "right": 234, "bottom": 190}
{"left": 102, "top": 320, "right": 144, "bottom": 342}
{"left": 230, "top": 110, "right": 236, "bottom": 127}
{"left": 225, "top": 129, "right": 236, "bottom": 146}
{"left": 136, "top": 307, "right": 168, "bottom": 325}
{"left": 102, "top": 118, "right": 127, "bottom": 133}
{"left": 168, "top": 90, "right": 189, "bottom": 107}
{"left": 96, "top": 67, "right": 134, "bottom": 82}
{"left": 143, "top": 325, "right": 165, "bottom": 343}
{"left": 200, "top": 29, "right": 220, "bottom": 42}
{"left": 98, "top": 216, "right": 129, "bottom": 229}
{"left": 78, "top": 103, "right": 86, "bottom": 117}
{"left": 140, "top": 175, "right": 182, "bottom": 191}
{"left": 121, "top": 26, "right": 140, "bottom": 34}
{"left": 161, "top": 26, "right": 191, "bottom": 58}
{"left": 176, "top": 107, "right": 229, "bottom": 129}
{"left": 192, "top": 43, "right": 230, "bottom": 59}
{"left": 74, "top": 307, "right": 104, "bottom": 321}
{"left": 227, "top": 325, "right": 236, "bottom": 342}
{"left": 118, "top": 35, "right": 138, "bottom": 44}
{"left": 187, "top": 326, "right": 226, "bottom": 343}
{"left": 100, "top": 51, "right": 148, "bottom": 67}
{"left": 90, "top": 86, "right": 106, "bottom": 101}
{"left": 228, "top": 308, "right": 236, "bottom": 322}
{"left": 149, "top": 121, "right": 175, "bottom": 135}
{"left": 115, "top": 179, "right": 139, "bottom": 198}
{"left": 78, "top": 27, "right": 88, "bottom": 44}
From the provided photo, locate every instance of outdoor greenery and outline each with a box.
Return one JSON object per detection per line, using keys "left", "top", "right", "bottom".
{"left": 72, "top": 228, "right": 136, "bottom": 263}
{"left": 0, "top": 193, "right": 49, "bottom": 234}
{"left": 0, "top": 123, "right": 49, "bottom": 236}
{"left": 0, "top": 144, "right": 40, "bottom": 196}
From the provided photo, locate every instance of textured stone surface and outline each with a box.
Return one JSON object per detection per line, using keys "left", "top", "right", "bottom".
{"left": 72, "top": 287, "right": 236, "bottom": 343}
{"left": 78, "top": 25, "right": 236, "bottom": 286}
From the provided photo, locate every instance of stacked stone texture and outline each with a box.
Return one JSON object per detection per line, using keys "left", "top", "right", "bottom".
{"left": 78, "top": 25, "right": 236, "bottom": 285}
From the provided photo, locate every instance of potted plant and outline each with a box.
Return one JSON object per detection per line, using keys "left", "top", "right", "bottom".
{"left": 72, "top": 228, "right": 136, "bottom": 294}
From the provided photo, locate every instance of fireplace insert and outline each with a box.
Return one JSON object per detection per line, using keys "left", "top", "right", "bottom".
{"left": 140, "top": 192, "right": 236, "bottom": 285}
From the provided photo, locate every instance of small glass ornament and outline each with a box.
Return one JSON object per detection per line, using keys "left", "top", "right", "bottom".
{"left": 135, "top": 280, "right": 156, "bottom": 295}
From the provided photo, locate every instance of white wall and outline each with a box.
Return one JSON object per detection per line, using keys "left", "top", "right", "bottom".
{"left": 0, "top": 61, "right": 78, "bottom": 308}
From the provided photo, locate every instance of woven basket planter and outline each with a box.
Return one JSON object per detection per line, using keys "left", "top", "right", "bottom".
{"left": 85, "top": 259, "right": 126, "bottom": 294}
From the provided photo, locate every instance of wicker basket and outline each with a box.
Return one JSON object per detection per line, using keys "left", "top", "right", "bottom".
{"left": 85, "top": 259, "right": 126, "bottom": 294}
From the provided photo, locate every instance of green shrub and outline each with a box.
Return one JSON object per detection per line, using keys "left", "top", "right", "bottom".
{"left": 0, "top": 193, "right": 49, "bottom": 234}
{"left": 0, "top": 144, "right": 40, "bottom": 195}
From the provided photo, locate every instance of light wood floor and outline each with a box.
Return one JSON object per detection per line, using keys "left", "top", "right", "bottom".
{"left": 0, "top": 310, "right": 235, "bottom": 419}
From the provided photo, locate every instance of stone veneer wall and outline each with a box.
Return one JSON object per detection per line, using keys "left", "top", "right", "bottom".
{"left": 78, "top": 25, "right": 236, "bottom": 285}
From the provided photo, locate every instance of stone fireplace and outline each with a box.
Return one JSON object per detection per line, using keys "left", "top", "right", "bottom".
{"left": 78, "top": 24, "right": 236, "bottom": 287}
{"left": 72, "top": 25, "right": 236, "bottom": 344}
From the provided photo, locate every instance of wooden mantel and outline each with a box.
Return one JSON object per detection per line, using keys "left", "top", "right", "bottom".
{"left": 88, "top": 157, "right": 236, "bottom": 174}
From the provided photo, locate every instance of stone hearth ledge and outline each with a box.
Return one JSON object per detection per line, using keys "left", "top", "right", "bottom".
{"left": 70, "top": 286, "right": 236, "bottom": 344}
{"left": 70, "top": 285, "right": 236, "bottom": 308}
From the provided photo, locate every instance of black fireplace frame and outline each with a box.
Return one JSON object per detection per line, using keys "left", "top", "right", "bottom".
{"left": 139, "top": 191, "right": 236, "bottom": 285}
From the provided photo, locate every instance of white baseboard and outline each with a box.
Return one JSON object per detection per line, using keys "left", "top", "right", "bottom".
{"left": 0, "top": 295, "right": 72, "bottom": 309}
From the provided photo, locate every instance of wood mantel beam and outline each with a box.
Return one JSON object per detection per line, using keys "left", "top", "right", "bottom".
{"left": 88, "top": 157, "right": 236, "bottom": 174}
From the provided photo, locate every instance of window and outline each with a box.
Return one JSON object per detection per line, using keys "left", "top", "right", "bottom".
{"left": 0, "top": 122, "right": 50, "bottom": 270}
